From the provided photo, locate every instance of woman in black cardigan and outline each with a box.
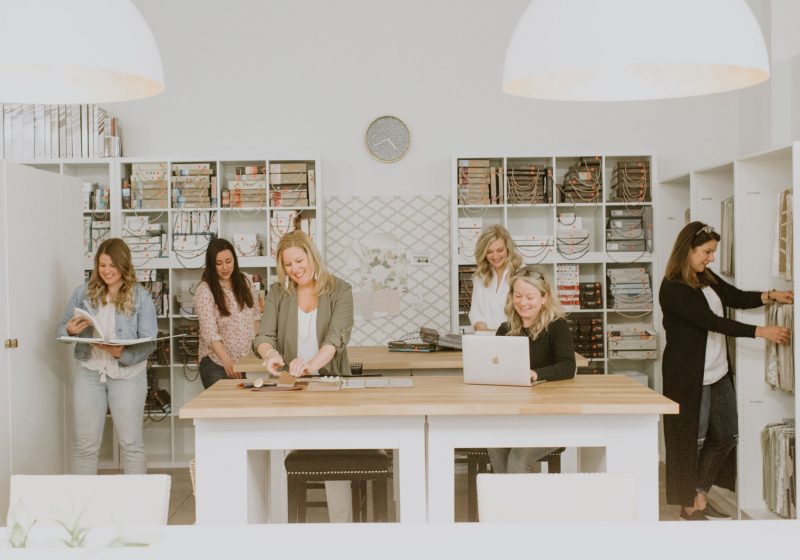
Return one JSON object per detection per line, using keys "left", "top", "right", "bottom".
{"left": 660, "top": 222, "right": 792, "bottom": 521}
{"left": 490, "top": 265, "right": 576, "bottom": 473}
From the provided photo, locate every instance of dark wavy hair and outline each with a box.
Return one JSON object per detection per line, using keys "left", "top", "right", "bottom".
{"left": 202, "top": 238, "right": 254, "bottom": 316}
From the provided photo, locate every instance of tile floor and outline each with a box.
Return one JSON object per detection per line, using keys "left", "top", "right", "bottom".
{"left": 106, "top": 462, "right": 688, "bottom": 524}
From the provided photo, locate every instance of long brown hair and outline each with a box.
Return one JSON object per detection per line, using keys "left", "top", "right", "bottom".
{"left": 474, "top": 224, "right": 523, "bottom": 287}
{"left": 276, "top": 231, "right": 335, "bottom": 295}
{"left": 504, "top": 265, "right": 564, "bottom": 339}
{"left": 86, "top": 238, "right": 137, "bottom": 314}
{"left": 202, "top": 237, "right": 254, "bottom": 316}
{"left": 664, "top": 221, "right": 721, "bottom": 288}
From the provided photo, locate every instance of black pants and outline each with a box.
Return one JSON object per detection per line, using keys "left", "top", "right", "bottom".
{"left": 695, "top": 373, "right": 738, "bottom": 497}
{"left": 199, "top": 356, "right": 228, "bottom": 389}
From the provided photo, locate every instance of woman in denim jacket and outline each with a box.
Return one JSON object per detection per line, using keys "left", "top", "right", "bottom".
{"left": 57, "top": 238, "right": 157, "bottom": 474}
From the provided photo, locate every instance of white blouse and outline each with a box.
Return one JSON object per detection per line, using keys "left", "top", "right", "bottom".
{"left": 82, "top": 301, "right": 147, "bottom": 383}
{"left": 297, "top": 307, "right": 320, "bottom": 374}
{"left": 701, "top": 286, "right": 729, "bottom": 385}
{"left": 468, "top": 268, "right": 511, "bottom": 330}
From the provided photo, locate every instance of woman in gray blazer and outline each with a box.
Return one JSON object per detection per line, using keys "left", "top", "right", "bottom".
{"left": 253, "top": 231, "right": 354, "bottom": 522}
{"left": 253, "top": 231, "right": 353, "bottom": 377}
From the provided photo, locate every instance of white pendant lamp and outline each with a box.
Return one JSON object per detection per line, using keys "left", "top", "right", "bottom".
{"left": 502, "top": 0, "right": 769, "bottom": 101}
{"left": 0, "top": 0, "right": 164, "bottom": 103}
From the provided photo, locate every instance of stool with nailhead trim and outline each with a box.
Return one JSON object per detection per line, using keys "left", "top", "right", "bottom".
{"left": 284, "top": 449, "right": 390, "bottom": 523}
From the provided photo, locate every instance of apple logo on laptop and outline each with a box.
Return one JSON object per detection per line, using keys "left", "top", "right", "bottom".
{"left": 492, "top": 356, "right": 499, "bottom": 364}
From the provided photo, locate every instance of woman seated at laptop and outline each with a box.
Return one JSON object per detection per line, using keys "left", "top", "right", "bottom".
{"left": 470, "top": 225, "right": 524, "bottom": 332}
{"left": 488, "top": 265, "right": 575, "bottom": 473}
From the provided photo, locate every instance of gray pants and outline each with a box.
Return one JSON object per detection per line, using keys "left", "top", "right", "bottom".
{"left": 695, "top": 373, "right": 738, "bottom": 497}
{"left": 72, "top": 364, "right": 148, "bottom": 475}
{"left": 487, "top": 447, "right": 559, "bottom": 473}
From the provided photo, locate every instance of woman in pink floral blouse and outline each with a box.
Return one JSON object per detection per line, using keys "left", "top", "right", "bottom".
{"left": 194, "top": 238, "right": 261, "bottom": 389}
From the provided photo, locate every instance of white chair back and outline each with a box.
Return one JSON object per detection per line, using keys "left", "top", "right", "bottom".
{"left": 477, "top": 472, "right": 636, "bottom": 522}
{"left": 8, "top": 474, "right": 171, "bottom": 527}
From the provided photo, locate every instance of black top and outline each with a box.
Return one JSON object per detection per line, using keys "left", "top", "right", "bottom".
{"left": 658, "top": 269, "right": 763, "bottom": 506}
{"left": 496, "top": 317, "right": 576, "bottom": 381}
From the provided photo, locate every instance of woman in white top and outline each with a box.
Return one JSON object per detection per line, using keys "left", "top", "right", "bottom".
{"left": 253, "top": 231, "right": 354, "bottom": 522}
{"left": 57, "top": 238, "right": 157, "bottom": 474}
{"left": 469, "top": 225, "right": 524, "bottom": 331}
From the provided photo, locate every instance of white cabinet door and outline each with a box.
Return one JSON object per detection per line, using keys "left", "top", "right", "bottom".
{"left": 0, "top": 161, "right": 83, "bottom": 519}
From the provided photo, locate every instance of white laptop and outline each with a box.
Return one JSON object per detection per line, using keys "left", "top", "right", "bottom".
{"left": 462, "top": 335, "right": 543, "bottom": 387}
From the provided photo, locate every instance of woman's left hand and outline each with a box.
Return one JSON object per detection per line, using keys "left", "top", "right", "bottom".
{"left": 772, "top": 291, "right": 794, "bottom": 304}
{"left": 94, "top": 343, "right": 124, "bottom": 359}
{"left": 288, "top": 358, "right": 311, "bottom": 377}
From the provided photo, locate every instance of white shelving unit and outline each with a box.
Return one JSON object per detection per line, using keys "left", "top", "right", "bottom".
{"left": 661, "top": 142, "right": 798, "bottom": 520}
{"left": 19, "top": 156, "right": 322, "bottom": 469}
{"left": 450, "top": 154, "right": 660, "bottom": 382}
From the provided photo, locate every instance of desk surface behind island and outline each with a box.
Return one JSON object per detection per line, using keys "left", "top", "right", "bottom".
{"left": 234, "top": 346, "right": 589, "bottom": 372}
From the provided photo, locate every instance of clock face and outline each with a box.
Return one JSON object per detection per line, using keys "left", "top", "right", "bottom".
{"left": 365, "top": 116, "right": 411, "bottom": 163}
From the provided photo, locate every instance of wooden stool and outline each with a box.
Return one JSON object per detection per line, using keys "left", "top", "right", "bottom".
{"left": 466, "top": 447, "right": 565, "bottom": 522}
{"left": 285, "top": 449, "right": 390, "bottom": 523}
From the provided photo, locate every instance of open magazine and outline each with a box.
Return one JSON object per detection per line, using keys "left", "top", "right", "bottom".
{"left": 57, "top": 308, "right": 182, "bottom": 346}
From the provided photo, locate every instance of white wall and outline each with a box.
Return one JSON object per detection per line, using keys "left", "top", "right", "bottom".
{"left": 109, "top": 0, "right": 743, "bottom": 192}
{"left": 738, "top": 0, "right": 800, "bottom": 157}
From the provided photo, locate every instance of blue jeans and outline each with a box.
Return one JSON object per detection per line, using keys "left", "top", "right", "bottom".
{"left": 487, "top": 447, "right": 559, "bottom": 473}
{"left": 72, "top": 364, "right": 148, "bottom": 475}
{"left": 199, "top": 356, "right": 228, "bottom": 389}
{"left": 696, "top": 373, "right": 738, "bottom": 495}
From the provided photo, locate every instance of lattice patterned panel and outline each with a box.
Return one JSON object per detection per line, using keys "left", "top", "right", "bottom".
{"left": 325, "top": 196, "right": 451, "bottom": 346}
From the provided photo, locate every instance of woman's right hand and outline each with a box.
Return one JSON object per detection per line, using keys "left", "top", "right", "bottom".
{"left": 66, "top": 316, "right": 92, "bottom": 336}
{"left": 263, "top": 352, "right": 285, "bottom": 376}
{"left": 756, "top": 325, "right": 791, "bottom": 344}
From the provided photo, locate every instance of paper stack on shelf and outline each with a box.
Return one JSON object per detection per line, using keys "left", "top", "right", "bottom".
{"left": 269, "top": 210, "right": 314, "bottom": 257}
{"left": 171, "top": 211, "right": 217, "bottom": 256}
{"left": 513, "top": 233, "right": 553, "bottom": 261}
{"left": 233, "top": 233, "right": 262, "bottom": 258}
{"left": 172, "top": 163, "right": 215, "bottom": 209}
{"left": 123, "top": 215, "right": 166, "bottom": 259}
{"left": 82, "top": 216, "right": 111, "bottom": 258}
{"left": 458, "top": 159, "right": 502, "bottom": 205}
{"left": 225, "top": 165, "right": 267, "bottom": 208}
{"left": 606, "top": 207, "right": 649, "bottom": 252}
{"left": 556, "top": 263, "right": 580, "bottom": 310}
{"left": 137, "top": 269, "right": 169, "bottom": 317}
{"left": 567, "top": 315, "right": 604, "bottom": 359}
{"left": 507, "top": 163, "right": 552, "bottom": 204}
{"left": 129, "top": 163, "right": 167, "bottom": 209}
{"left": 579, "top": 281, "right": 603, "bottom": 309}
{"left": 558, "top": 157, "right": 602, "bottom": 203}
{"left": 556, "top": 213, "right": 590, "bottom": 258}
{"left": 609, "top": 160, "right": 651, "bottom": 203}
{"left": 607, "top": 324, "right": 658, "bottom": 360}
{"left": 270, "top": 162, "right": 313, "bottom": 207}
{"left": 607, "top": 267, "right": 653, "bottom": 310}
{"left": 458, "top": 217, "right": 482, "bottom": 258}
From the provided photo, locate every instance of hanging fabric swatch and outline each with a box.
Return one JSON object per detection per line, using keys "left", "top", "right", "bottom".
{"left": 772, "top": 189, "right": 793, "bottom": 281}
{"left": 765, "top": 303, "right": 794, "bottom": 393}
{"left": 761, "top": 420, "right": 795, "bottom": 519}
{"left": 719, "top": 196, "right": 734, "bottom": 276}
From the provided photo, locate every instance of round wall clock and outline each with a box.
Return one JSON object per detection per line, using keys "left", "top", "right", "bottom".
{"left": 365, "top": 115, "right": 411, "bottom": 163}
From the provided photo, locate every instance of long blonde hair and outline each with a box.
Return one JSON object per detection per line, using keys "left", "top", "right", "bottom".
{"left": 86, "top": 238, "right": 137, "bottom": 314}
{"left": 474, "top": 224, "right": 523, "bottom": 287}
{"left": 504, "top": 266, "right": 564, "bottom": 339}
{"left": 276, "top": 231, "right": 336, "bottom": 295}
{"left": 664, "top": 221, "right": 720, "bottom": 288}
